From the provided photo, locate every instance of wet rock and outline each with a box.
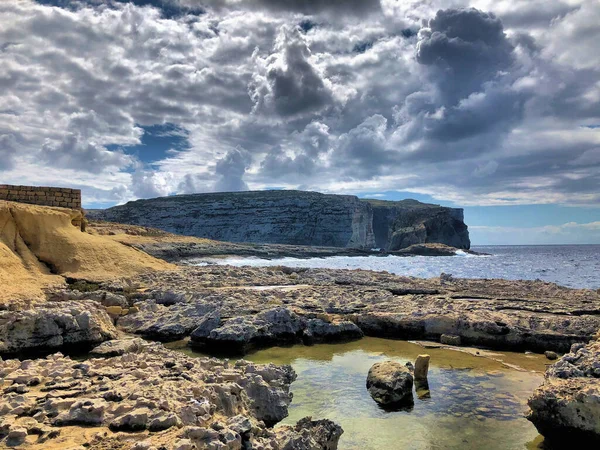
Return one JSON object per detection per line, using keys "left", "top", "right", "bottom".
{"left": 276, "top": 417, "right": 343, "bottom": 450}
{"left": 544, "top": 351, "right": 558, "bottom": 361}
{"left": 366, "top": 361, "right": 414, "bottom": 406}
{"left": 303, "top": 318, "right": 363, "bottom": 345}
{"left": 414, "top": 354, "right": 430, "bottom": 380}
{"left": 528, "top": 339, "right": 600, "bottom": 444}
{"left": 191, "top": 307, "right": 304, "bottom": 353}
{"left": 440, "top": 334, "right": 461, "bottom": 346}
{"left": 90, "top": 338, "right": 145, "bottom": 357}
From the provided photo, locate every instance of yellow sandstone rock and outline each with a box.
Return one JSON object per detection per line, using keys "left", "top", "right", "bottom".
{"left": 0, "top": 200, "right": 174, "bottom": 304}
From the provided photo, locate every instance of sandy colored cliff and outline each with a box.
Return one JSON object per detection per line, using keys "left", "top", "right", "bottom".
{"left": 0, "top": 200, "right": 173, "bottom": 303}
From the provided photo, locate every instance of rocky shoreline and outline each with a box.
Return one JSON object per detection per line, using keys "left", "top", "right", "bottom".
{"left": 89, "top": 220, "right": 480, "bottom": 262}
{"left": 528, "top": 337, "right": 600, "bottom": 444}
{"left": 93, "top": 266, "right": 600, "bottom": 354}
{"left": 2, "top": 264, "right": 600, "bottom": 447}
{"left": 2, "top": 203, "right": 600, "bottom": 447}
{"left": 0, "top": 339, "right": 342, "bottom": 449}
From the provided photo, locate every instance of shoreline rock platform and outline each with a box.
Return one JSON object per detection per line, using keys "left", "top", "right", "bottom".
{"left": 2, "top": 200, "right": 600, "bottom": 447}
{"left": 0, "top": 340, "right": 343, "bottom": 449}
{"left": 105, "top": 265, "right": 600, "bottom": 354}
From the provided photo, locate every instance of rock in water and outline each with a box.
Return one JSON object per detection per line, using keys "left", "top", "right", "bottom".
{"left": 440, "top": 334, "right": 462, "bottom": 346}
{"left": 414, "top": 354, "right": 430, "bottom": 380}
{"left": 366, "top": 361, "right": 414, "bottom": 406}
{"left": 544, "top": 350, "right": 558, "bottom": 361}
{"left": 87, "top": 190, "right": 470, "bottom": 250}
{"left": 527, "top": 340, "right": 600, "bottom": 444}
{"left": 276, "top": 417, "right": 343, "bottom": 450}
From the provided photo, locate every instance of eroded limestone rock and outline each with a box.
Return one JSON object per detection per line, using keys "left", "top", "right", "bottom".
{"left": 528, "top": 340, "right": 600, "bottom": 444}
{"left": 0, "top": 342, "right": 336, "bottom": 448}
{"left": 0, "top": 300, "right": 117, "bottom": 356}
{"left": 366, "top": 361, "right": 414, "bottom": 407}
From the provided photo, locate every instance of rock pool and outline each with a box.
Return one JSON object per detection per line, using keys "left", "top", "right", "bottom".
{"left": 168, "top": 337, "right": 548, "bottom": 449}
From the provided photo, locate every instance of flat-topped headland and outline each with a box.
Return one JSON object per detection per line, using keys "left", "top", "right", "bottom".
{"left": 87, "top": 190, "right": 471, "bottom": 251}
{"left": 1, "top": 198, "right": 599, "bottom": 448}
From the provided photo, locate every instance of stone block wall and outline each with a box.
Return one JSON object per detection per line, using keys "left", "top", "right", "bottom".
{"left": 0, "top": 185, "right": 82, "bottom": 209}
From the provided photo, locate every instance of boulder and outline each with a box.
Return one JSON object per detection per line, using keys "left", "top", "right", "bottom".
{"left": 90, "top": 338, "right": 145, "bottom": 357}
{"left": 440, "top": 334, "right": 461, "bottom": 346}
{"left": 528, "top": 340, "right": 600, "bottom": 444}
{"left": 302, "top": 318, "right": 363, "bottom": 345}
{"left": 0, "top": 301, "right": 117, "bottom": 356}
{"left": 366, "top": 361, "right": 414, "bottom": 406}
{"left": 276, "top": 417, "right": 343, "bottom": 450}
{"left": 191, "top": 307, "right": 304, "bottom": 353}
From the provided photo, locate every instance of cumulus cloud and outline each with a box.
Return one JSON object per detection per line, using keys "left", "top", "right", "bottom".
{"left": 0, "top": 0, "right": 598, "bottom": 212}
{"left": 214, "top": 147, "right": 252, "bottom": 192}
{"left": 250, "top": 25, "right": 334, "bottom": 117}
{"left": 417, "top": 8, "right": 514, "bottom": 101}
{"left": 0, "top": 134, "right": 19, "bottom": 170}
{"left": 470, "top": 222, "right": 600, "bottom": 245}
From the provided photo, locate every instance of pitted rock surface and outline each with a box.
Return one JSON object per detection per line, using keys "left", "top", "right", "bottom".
{"left": 528, "top": 339, "right": 600, "bottom": 444}
{"left": 0, "top": 342, "right": 343, "bottom": 449}
{"left": 103, "top": 266, "right": 600, "bottom": 353}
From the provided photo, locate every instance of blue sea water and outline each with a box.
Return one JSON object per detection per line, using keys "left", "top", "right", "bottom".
{"left": 195, "top": 245, "right": 600, "bottom": 290}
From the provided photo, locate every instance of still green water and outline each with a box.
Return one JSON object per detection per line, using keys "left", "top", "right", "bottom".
{"left": 170, "top": 337, "right": 548, "bottom": 450}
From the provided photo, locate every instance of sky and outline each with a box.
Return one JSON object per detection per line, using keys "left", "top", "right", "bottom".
{"left": 0, "top": 0, "right": 599, "bottom": 245}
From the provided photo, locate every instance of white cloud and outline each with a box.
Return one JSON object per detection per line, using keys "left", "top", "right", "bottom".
{"left": 471, "top": 221, "right": 600, "bottom": 244}
{"left": 0, "top": 0, "right": 598, "bottom": 211}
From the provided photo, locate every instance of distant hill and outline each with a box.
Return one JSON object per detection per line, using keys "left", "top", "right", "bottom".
{"left": 87, "top": 190, "right": 470, "bottom": 250}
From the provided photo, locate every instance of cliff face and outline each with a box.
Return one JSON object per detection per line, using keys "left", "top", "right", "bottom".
{"left": 89, "top": 191, "right": 376, "bottom": 249}
{"left": 88, "top": 191, "right": 470, "bottom": 250}
{"left": 365, "top": 199, "right": 470, "bottom": 250}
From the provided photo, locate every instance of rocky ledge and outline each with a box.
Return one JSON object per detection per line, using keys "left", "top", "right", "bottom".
{"left": 527, "top": 337, "right": 600, "bottom": 444}
{"left": 70, "top": 265, "right": 600, "bottom": 355}
{"left": 0, "top": 340, "right": 342, "bottom": 449}
{"left": 0, "top": 300, "right": 117, "bottom": 357}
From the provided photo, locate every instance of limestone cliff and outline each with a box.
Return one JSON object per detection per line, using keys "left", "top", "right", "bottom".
{"left": 89, "top": 191, "right": 376, "bottom": 249}
{"left": 365, "top": 199, "right": 470, "bottom": 250}
{"left": 88, "top": 190, "right": 470, "bottom": 250}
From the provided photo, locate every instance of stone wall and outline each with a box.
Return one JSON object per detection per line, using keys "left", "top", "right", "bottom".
{"left": 0, "top": 184, "right": 81, "bottom": 209}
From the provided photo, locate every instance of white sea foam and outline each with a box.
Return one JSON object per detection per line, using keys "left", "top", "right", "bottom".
{"left": 191, "top": 245, "right": 600, "bottom": 289}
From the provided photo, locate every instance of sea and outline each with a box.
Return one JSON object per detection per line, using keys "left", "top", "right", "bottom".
{"left": 193, "top": 244, "right": 600, "bottom": 290}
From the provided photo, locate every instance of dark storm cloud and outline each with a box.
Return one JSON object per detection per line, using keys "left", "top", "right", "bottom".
{"left": 3, "top": 0, "right": 600, "bottom": 208}
{"left": 250, "top": 26, "right": 334, "bottom": 117}
{"left": 182, "top": 0, "right": 381, "bottom": 16}
{"left": 417, "top": 8, "right": 515, "bottom": 103}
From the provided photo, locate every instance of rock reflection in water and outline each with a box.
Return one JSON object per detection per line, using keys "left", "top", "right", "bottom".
{"left": 174, "top": 337, "right": 548, "bottom": 450}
